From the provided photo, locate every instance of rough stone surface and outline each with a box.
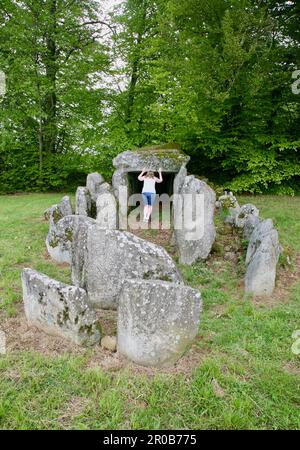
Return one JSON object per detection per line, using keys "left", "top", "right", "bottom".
{"left": 86, "top": 172, "right": 105, "bottom": 202}
{"left": 83, "top": 226, "right": 182, "bottom": 309}
{"left": 174, "top": 176, "right": 216, "bottom": 264}
{"left": 112, "top": 168, "right": 129, "bottom": 198}
{"left": 60, "top": 196, "right": 73, "bottom": 217}
{"left": 117, "top": 279, "right": 202, "bottom": 368}
{"left": 245, "top": 219, "right": 281, "bottom": 296}
{"left": 75, "top": 187, "right": 91, "bottom": 216}
{"left": 101, "top": 335, "right": 117, "bottom": 352}
{"left": 44, "top": 195, "right": 73, "bottom": 223}
{"left": 113, "top": 144, "right": 190, "bottom": 173}
{"left": 21, "top": 268, "right": 101, "bottom": 346}
{"left": 243, "top": 214, "right": 261, "bottom": 241}
{"left": 96, "top": 193, "right": 117, "bottom": 230}
{"left": 218, "top": 192, "right": 241, "bottom": 225}
{"left": 46, "top": 215, "right": 96, "bottom": 267}
{"left": 173, "top": 165, "right": 187, "bottom": 195}
{"left": 245, "top": 219, "right": 275, "bottom": 264}
{"left": 46, "top": 215, "right": 74, "bottom": 264}
{"left": 70, "top": 216, "right": 97, "bottom": 288}
{"left": 235, "top": 203, "right": 259, "bottom": 228}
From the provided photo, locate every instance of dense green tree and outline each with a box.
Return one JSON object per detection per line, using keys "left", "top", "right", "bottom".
{"left": 0, "top": 0, "right": 299, "bottom": 194}
{"left": 0, "top": 0, "right": 110, "bottom": 191}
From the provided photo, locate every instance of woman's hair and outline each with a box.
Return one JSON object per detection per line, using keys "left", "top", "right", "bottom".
{"left": 146, "top": 171, "right": 155, "bottom": 178}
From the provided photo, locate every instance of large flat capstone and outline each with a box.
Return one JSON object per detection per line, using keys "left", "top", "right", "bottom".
{"left": 117, "top": 279, "right": 202, "bottom": 368}
{"left": 113, "top": 144, "right": 190, "bottom": 173}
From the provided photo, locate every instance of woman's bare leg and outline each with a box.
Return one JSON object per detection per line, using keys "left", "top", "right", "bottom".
{"left": 143, "top": 205, "right": 148, "bottom": 220}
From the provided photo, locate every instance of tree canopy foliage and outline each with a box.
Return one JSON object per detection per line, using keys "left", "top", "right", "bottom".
{"left": 0, "top": 0, "right": 299, "bottom": 194}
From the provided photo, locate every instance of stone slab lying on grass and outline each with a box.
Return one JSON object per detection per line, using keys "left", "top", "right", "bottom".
{"left": 21, "top": 268, "right": 101, "bottom": 346}
{"left": 117, "top": 279, "right": 202, "bottom": 368}
{"left": 83, "top": 226, "right": 182, "bottom": 309}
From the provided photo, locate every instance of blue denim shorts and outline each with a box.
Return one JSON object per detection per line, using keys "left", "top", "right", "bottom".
{"left": 142, "top": 192, "right": 156, "bottom": 206}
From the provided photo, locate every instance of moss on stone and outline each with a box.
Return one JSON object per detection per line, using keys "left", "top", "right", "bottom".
{"left": 65, "top": 227, "right": 73, "bottom": 242}
{"left": 133, "top": 143, "right": 188, "bottom": 161}
{"left": 52, "top": 208, "right": 63, "bottom": 224}
{"left": 48, "top": 236, "right": 59, "bottom": 248}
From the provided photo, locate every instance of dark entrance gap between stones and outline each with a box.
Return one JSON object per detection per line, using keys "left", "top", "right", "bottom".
{"left": 127, "top": 172, "right": 176, "bottom": 229}
{"left": 127, "top": 172, "right": 176, "bottom": 198}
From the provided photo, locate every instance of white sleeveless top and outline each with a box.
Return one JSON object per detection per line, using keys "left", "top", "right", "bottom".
{"left": 142, "top": 178, "right": 156, "bottom": 193}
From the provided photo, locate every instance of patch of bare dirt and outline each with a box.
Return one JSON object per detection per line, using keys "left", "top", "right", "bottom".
{"left": 1, "top": 304, "right": 209, "bottom": 377}
{"left": 57, "top": 396, "right": 90, "bottom": 425}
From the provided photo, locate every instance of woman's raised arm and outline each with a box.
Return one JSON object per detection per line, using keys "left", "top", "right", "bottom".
{"left": 138, "top": 167, "right": 147, "bottom": 181}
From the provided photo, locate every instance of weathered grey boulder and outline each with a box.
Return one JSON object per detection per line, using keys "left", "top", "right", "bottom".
{"left": 83, "top": 226, "right": 182, "bottom": 309}
{"left": 75, "top": 187, "right": 91, "bottom": 216}
{"left": 86, "top": 172, "right": 105, "bottom": 202}
{"left": 70, "top": 216, "right": 97, "bottom": 288}
{"left": 174, "top": 176, "right": 216, "bottom": 264}
{"left": 21, "top": 268, "right": 101, "bottom": 346}
{"left": 235, "top": 203, "right": 259, "bottom": 228}
{"left": 243, "top": 214, "right": 261, "bottom": 241}
{"left": 45, "top": 195, "right": 73, "bottom": 228}
{"left": 218, "top": 191, "right": 240, "bottom": 224}
{"left": 117, "top": 279, "right": 202, "bottom": 368}
{"left": 245, "top": 219, "right": 275, "bottom": 264}
{"left": 113, "top": 144, "right": 190, "bottom": 173}
{"left": 46, "top": 215, "right": 96, "bottom": 266}
{"left": 245, "top": 219, "right": 281, "bottom": 296}
{"left": 112, "top": 168, "right": 129, "bottom": 199}
{"left": 46, "top": 215, "right": 74, "bottom": 263}
{"left": 173, "top": 165, "right": 187, "bottom": 194}
{"left": 60, "top": 195, "right": 73, "bottom": 216}
{"left": 96, "top": 193, "right": 117, "bottom": 230}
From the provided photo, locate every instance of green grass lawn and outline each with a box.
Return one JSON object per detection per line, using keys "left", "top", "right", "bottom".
{"left": 0, "top": 193, "right": 299, "bottom": 430}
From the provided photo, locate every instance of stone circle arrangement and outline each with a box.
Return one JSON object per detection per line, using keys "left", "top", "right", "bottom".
{"left": 21, "top": 144, "right": 281, "bottom": 368}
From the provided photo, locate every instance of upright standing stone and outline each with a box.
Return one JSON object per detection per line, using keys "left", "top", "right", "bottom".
{"left": 96, "top": 192, "right": 117, "bottom": 230}
{"left": 117, "top": 279, "right": 202, "bottom": 368}
{"left": 245, "top": 219, "right": 281, "bottom": 296}
{"left": 235, "top": 203, "right": 259, "bottom": 228}
{"left": 44, "top": 195, "right": 73, "bottom": 223}
{"left": 243, "top": 214, "right": 261, "bottom": 241}
{"left": 75, "top": 187, "right": 91, "bottom": 216}
{"left": 21, "top": 268, "right": 101, "bottom": 346}
{"left": 83, "top": 226, "right": 182, "bottom": 309}
{"left": 46, "top": 215, "right": 96, "bottom": 266}
{"left": 86, "top": 172, "right": 105, "bottom": 202}
{"left": 112, "top": 169, "right": 129, "bottom": 199}
{"left": 174, "top": 176, "right": 216, "bottom": 264}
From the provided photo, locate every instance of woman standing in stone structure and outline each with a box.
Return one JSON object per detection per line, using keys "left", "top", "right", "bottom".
{"left": 138, "top": 168, "right": 163, "bottom": 222}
